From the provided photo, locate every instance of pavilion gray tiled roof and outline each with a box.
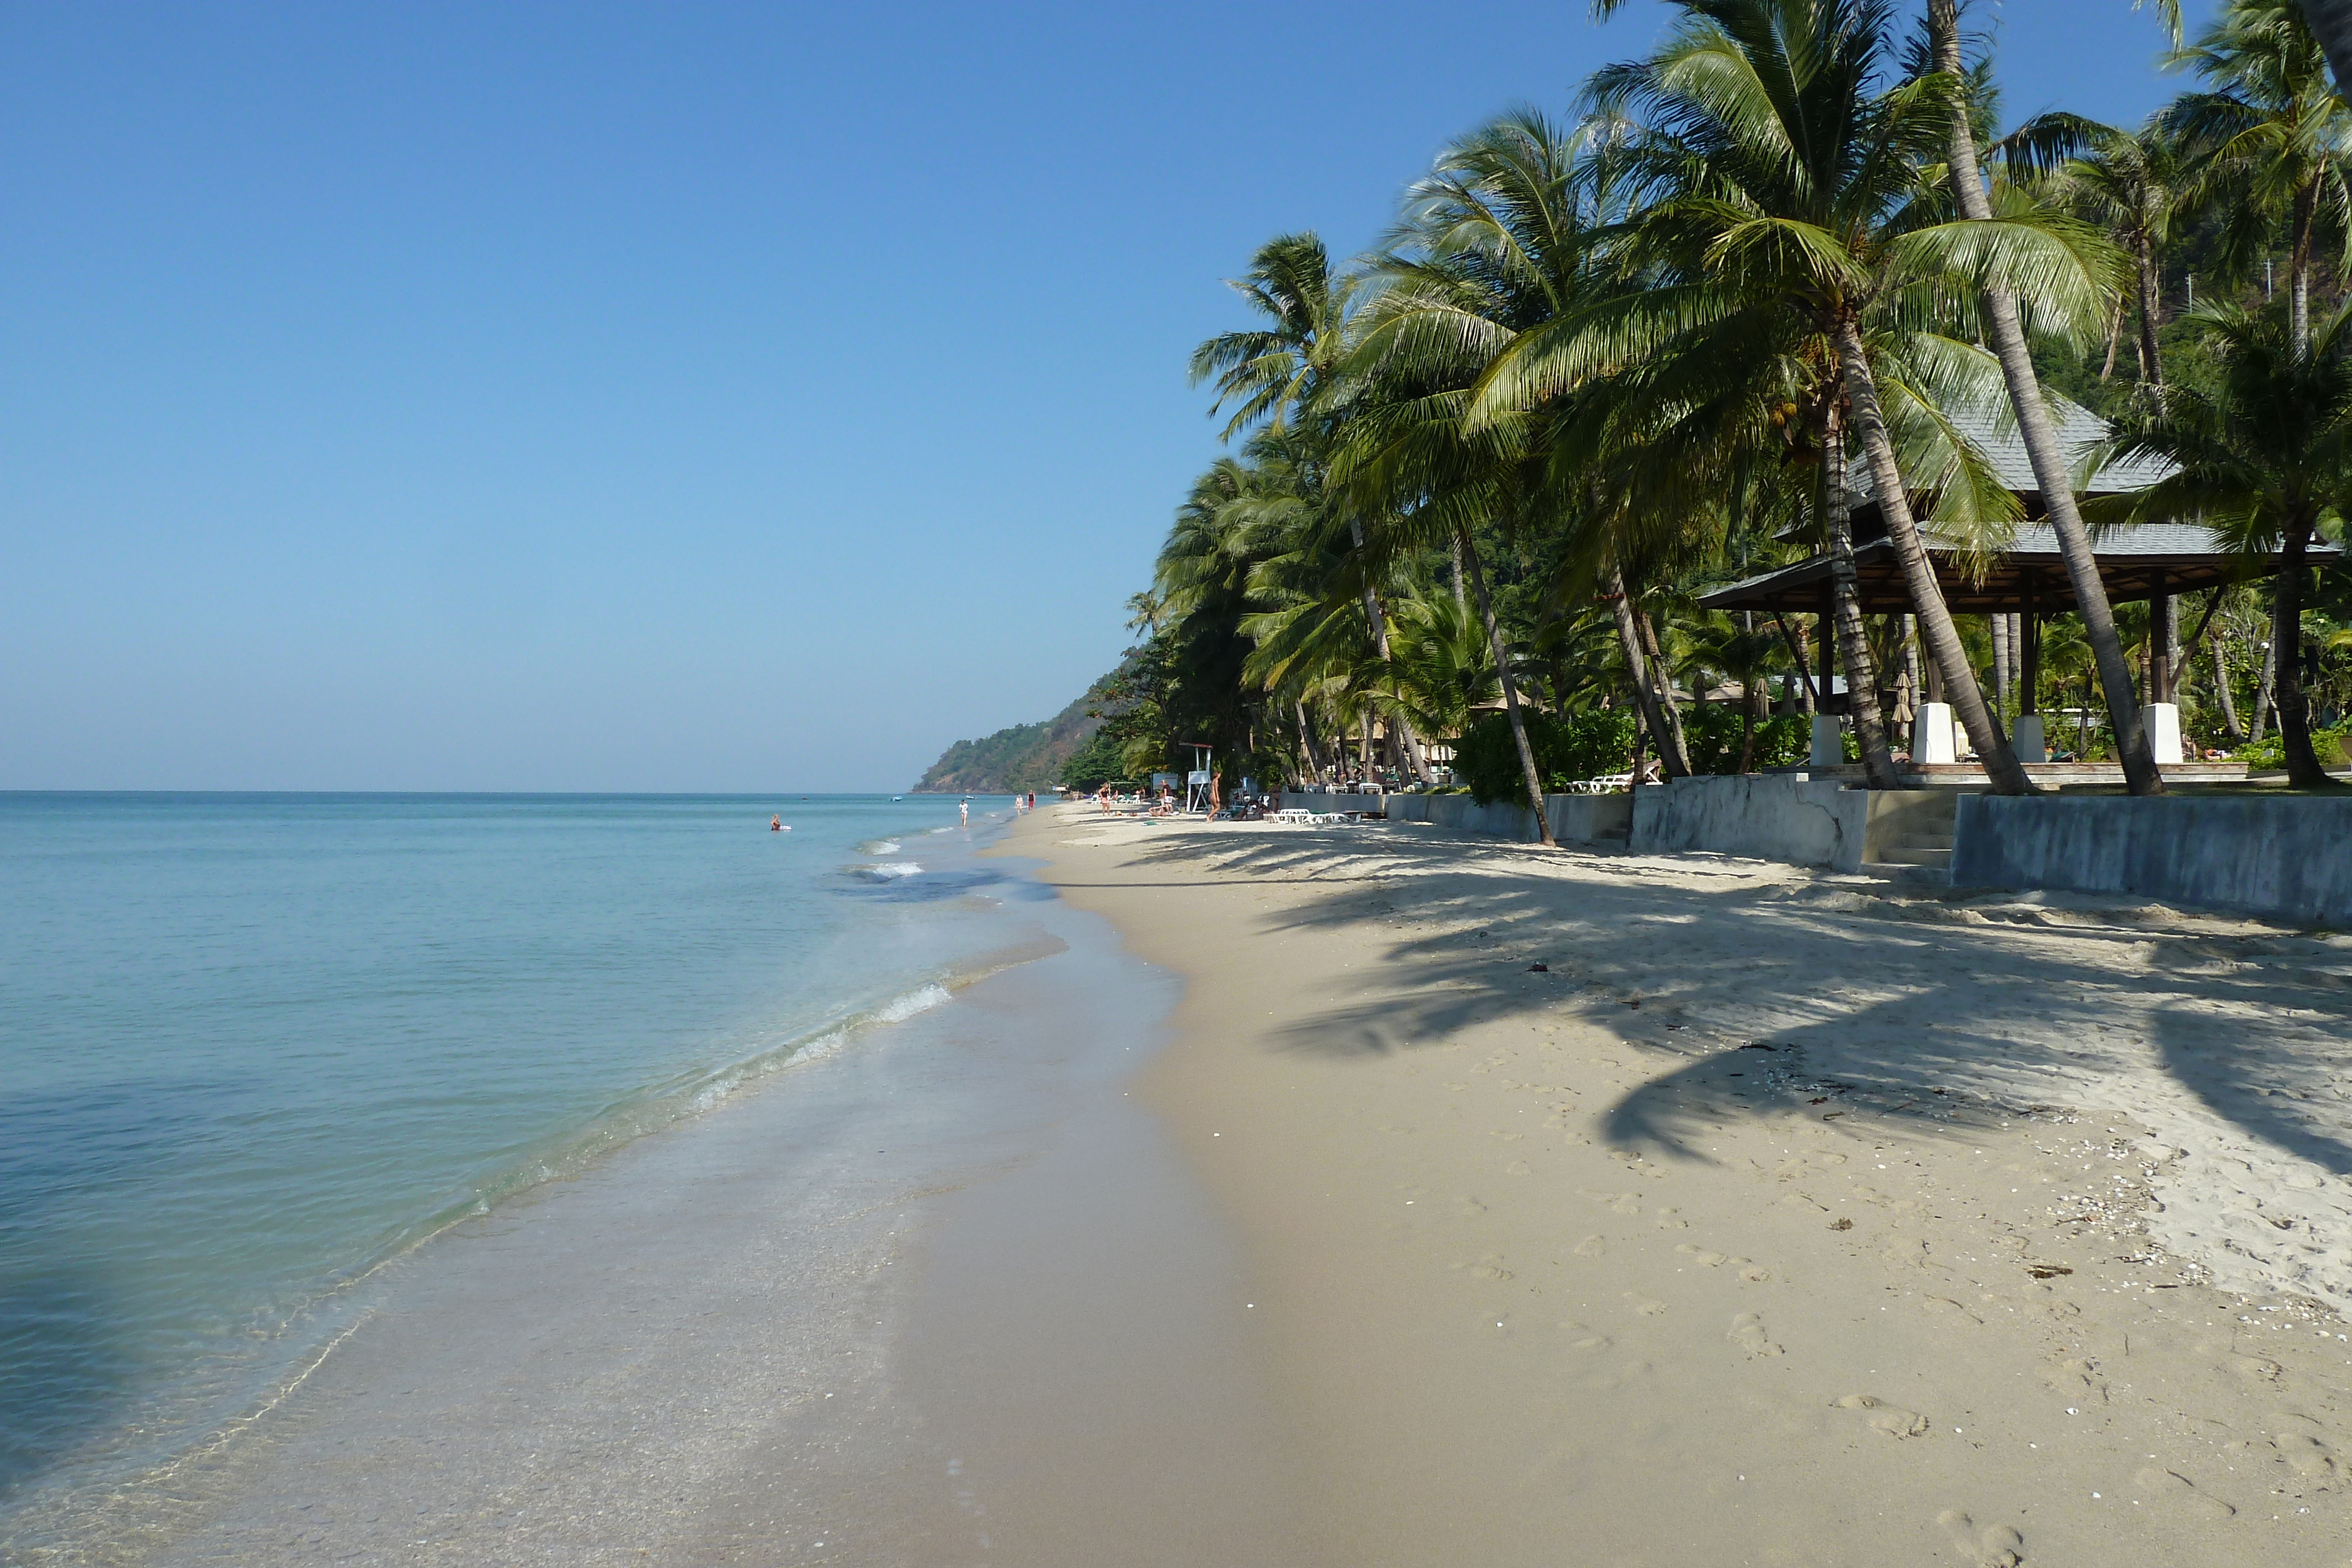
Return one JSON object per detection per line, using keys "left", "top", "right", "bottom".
{"left": 1847, "top": 402, "right": 2177, "bottom": 502}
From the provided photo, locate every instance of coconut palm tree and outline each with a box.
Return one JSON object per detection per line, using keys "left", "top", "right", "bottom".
{"left": 1191, "top": 234, "right": 1432, "bottom": 780}
{"left": 2294, "top": 1, "right": 2352, "bottom": 91}
{"left": 1576, "top": 0, "right": 2111, "bottom": 793}
{"left": 2099, "top": 300, "right": 2352, "bottom": 787}
{"left": 2002, "top": 112, "right": 2189, "bottom": 386}
{"left": 2165, "top": 0, "right": 2352, "bottom": 354}
{"left": 1923, "top": 0, "right": 2163, "bottom": 796}
{"left": 1381, "top": 587, "right": 1503, "bottom": 744}
{"left": 1334, "top": 111, "right": 1672, "bottom": 844}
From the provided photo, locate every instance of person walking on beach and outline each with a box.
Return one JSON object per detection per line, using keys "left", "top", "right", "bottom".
{"left": 959, "top": 798, "right": 970, "bottom": 827}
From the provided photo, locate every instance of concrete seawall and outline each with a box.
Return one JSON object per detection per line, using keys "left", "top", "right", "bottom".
{"left": 1627, "top": 775, "right": 1953, "bottom": 874}
{"left": 1952, "top": 793, "right": 2352, "bottom": 926}
{"left": 1281, "top": 792, "right": 1632, "bottom": 844}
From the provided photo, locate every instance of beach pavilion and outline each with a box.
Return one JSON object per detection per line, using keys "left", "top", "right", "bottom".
{"left": 1695, "top": 408, "right": 2332, "bottom": 780}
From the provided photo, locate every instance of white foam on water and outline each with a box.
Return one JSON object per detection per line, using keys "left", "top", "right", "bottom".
{"left": 873, "top": 982, "right": 953, "bottom": 1025}
{"left": 856, "top": 839, "right": 902, "bottom": 855}
{"left": 856, "top": 861, "right": 923, "bottom": 880}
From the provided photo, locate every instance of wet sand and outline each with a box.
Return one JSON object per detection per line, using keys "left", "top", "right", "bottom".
{"left": 1025, "top": 802, "right": 2352, "bottom": 1567}
{"left": 122, "top": 873, "right": 1314, "bottom": 1568}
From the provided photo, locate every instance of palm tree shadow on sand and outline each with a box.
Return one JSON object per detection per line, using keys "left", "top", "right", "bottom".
{"left": 1100, "top": 830, "right": 2352, "bottom": 1174}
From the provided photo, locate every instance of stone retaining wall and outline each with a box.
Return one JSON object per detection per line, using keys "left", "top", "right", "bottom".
{"left": 1279, "top": 791, "right": 1632, "bottom": 844}
{"left": 1951, "top": 793, "right": 2352, "bottom": 926}
{"left": 1628, "top": 775, "right": 1953, "bottom": 873}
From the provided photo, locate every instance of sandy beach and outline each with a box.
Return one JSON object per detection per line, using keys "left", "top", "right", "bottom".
{"left": 1020, "top": 801, "right": 2352, "bottom": 1567}
{"left": 79, "top": 801, "right": 2352, "bottom": 1568}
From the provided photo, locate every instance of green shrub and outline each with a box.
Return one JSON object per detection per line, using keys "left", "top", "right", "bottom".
{"left": 1681, "top": 706, "right": 1812, "bottom": 774}
{"left": 1455, "top": 710, "right": 1638, "bottom": 804}
{"left": 2234, "top": 723, "right": 2350, "bottom": 771}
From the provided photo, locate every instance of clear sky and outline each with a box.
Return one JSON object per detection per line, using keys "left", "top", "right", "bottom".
{"left": 1, "top": 0, "right": 2219, "bottom": 791}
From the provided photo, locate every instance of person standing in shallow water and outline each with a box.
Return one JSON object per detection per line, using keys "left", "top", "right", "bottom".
{"left": 958, "top": 799, "right": 969, "bottom": 827}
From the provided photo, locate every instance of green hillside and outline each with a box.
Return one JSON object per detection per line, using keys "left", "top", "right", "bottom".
{"left": 912, "top": 687, "right": 1103, "bottom": 794}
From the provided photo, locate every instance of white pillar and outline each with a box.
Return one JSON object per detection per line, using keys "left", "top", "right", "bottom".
{"left": 2141, "top": 702, "right": 2183, "bottom": 765}
{"left": 1809, "top": 713, "right": 1845, "bottom": 767}
{"left": 2012, "top": 713, "right": 2047, "bottom": 764}
{"left": 1913, "top": 701, "right": 1957, "bottom": 764}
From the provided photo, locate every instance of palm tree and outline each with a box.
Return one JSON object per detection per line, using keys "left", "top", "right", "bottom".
{"left": 2294, "top": 1, "right": 2352, "bottom": 93}
{"left": 2099, "top": 300, "right": 2351, "bottom": 788}
{"left": 1337, "top": 110, "right": 1666, "bottom": 844}
{"left": 1191, "top": 234, "right": 1432, "bottom": 780}
{"left": 2166, "top": 0, "right": 2352, "bottom": 353}
{"left": 1582, "top": 0, "right": 2107, "bottom": 794}
{"left": 1925, "top": 0, "right": 2164, "bottom": 796}
{"left": 1381, "top": 587, "right": 1503, "bottom": 744}
{"left": 2003, "top": 112, "right": 2189, "bottom": 386}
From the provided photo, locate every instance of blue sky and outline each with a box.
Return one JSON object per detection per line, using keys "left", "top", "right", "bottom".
{"left": 2, "top": 0, "right": 2217, "bottom": 790}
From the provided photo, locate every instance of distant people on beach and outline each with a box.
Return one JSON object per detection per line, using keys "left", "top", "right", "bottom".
{"left": 959, "top": 798, "right": 970, "bottom": 826}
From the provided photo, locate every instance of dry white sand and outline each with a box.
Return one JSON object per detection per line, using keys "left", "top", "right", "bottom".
{"left": 1024, "top": 803, "right": 2352, "bottom": 1567}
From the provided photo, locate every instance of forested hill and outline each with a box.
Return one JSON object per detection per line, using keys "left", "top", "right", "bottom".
{"left": 912, "top": 686, "right": 1103, "bottom": 794}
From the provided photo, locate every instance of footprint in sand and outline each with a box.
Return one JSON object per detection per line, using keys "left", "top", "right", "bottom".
{"left": 1573, "top": 1235, "right": 1606, "bottom": 1257}
{"left": 1557, "top": 1320, "right": 1611, "bottom": 1352}
{"left": 2133, "top": 1466, "right": 2237, "bottom": 1519}
{"left": 1726, "top": 1311, "right": 1783, "bottom": 1358}
{"left": 1455, "top": 1255, "right": 1514, "bottom": 1282}
{"left": 1623, "top": 1292, "right": 1669, "bottom": 1317}
{"left": 2229, "top": 1355, "right": 2284, "bottom": 1384}
{"left": 2241, "top": 1417, "right": 2340, "bottom": 1480}
{"left": 1736, "top": 1263, "right": 1769, "bottom": 1283}
{"left": 1607, "top": 1193, "right": 1642, "bottom": 1215}
{"left": 1654, "top": 1206, "right": 1689, "bottom": 1231}
{"left": 1935, "top": 1512, "right": 2024, "bottom": 1567}
{"left": 1836, "top": 1393, "right": 1928, "bottom": 1438}
{"left": 2037, "top": 1357, "right": 2106, "bottom": 1402}
{"left": 1675, "top": 1243, "right": 1729, "bottom": 1266}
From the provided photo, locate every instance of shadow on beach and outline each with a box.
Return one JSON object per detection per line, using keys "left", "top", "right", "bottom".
{"left": 1081, "top": 827, "right": 2352, "bottom": 1179}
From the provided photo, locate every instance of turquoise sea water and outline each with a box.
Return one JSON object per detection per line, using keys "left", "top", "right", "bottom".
{"left": 0, "top": 792, "right": 1027, "bottom": 1535}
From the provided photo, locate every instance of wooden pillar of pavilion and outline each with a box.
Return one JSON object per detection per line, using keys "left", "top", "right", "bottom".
{"left": 2152, "top": 571, "right": 2177, "bottom": 706}
{"left": 2020, "top": 568, "right": 2040, "bottom": 715}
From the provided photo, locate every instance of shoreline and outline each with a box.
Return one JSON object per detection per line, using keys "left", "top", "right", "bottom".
{"left": 46, "top": 815, "right": 1308, "bottom": 1568}
{"left": 1015, "top": 801, "right": 2352, "bottom": 1565}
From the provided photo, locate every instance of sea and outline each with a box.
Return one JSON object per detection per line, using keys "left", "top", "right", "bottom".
{"left": 0, "top": 791, "right": 1038, "bottom": 1557}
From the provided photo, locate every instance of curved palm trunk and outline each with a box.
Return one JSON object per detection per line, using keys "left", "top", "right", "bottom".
{"left": 1928, "top": 0, "right": 2159, "bottom": 795}
{"left": 1605, "top": 563, "right": 1689, "bottom": 778}
{"left": 1459, "top": 527, "right": 1553, "bottom": 844}
{"left": 1829, "top": 316, "right": 2033, "bottom": 794}
{"left": 2210, "top": 636, "right": 2245, "bottom": 744}
{"left": 2253, "top": 634, "right": 2276, "bottom": 743}
{"left": 1820, "top": 402, "right": 1903, "bottom": 790}
{"left": 1349, "top": 519, "right": 1428, "bottom": 781}
{"left": 1295, "top": 700, "right": 1327, "bottom": 783}
{"left": 2292, "top": 181, "right": 2316, "bottom": 353}
{"left": 1637, "top": 607, "right": 1693, "bottom": 772}
{"left": 2134, "top": 235, "right": 2164, "bottom": 388}
{"left": 2271, "top": 523, "right": 2337, "bottom": 787}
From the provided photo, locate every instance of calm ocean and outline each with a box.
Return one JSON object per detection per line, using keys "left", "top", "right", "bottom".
{"left": 0, "top": 791, "right": 1028, "bottom": 1544}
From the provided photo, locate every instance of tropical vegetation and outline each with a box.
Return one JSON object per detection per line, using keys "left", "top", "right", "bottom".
{"left": 1087, "top": 0, "right": 2352, "bottom": 823}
